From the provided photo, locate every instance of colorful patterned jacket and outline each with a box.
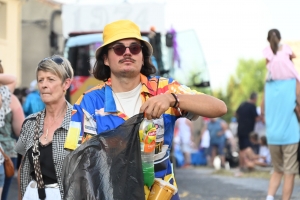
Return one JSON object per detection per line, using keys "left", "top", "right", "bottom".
{"left": 70, "top": 74, "right": 199, "bottom": 193}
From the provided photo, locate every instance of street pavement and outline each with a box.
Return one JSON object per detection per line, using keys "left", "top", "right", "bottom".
{"left": 175, "top": 167, "right": 300, "bottom": 200}
{"left": 7, "top": 167, "right": 300, "bottom": 199}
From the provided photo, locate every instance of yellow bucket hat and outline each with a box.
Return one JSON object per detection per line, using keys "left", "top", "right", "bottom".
{"left": 95, "top": 20, "right": 153, "bottom": 58}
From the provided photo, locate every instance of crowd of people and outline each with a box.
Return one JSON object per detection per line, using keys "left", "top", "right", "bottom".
{"left": 0, "top": 22, "right": 298, "bottom": 200}
{"left": 173, "top": 112, "right": 270, "bottom": 171}
{"left": 0, "top": 20, "right": 226, "bottom": 200}
{"left": 172, "top": 28, "right": 300, "bottom": 200}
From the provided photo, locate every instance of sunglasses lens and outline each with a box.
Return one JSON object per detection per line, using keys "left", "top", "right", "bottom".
{"left": 112, "top": 44, "right": 142, "bottom": 55}
{"left": 52, "top": 57, "right": 64, "bottom": 65}
{"left": 113, "top": 45, "right": 126, "bottom": 56}
{"left": 129, "top": 44, "right": 142, "bottom": 54}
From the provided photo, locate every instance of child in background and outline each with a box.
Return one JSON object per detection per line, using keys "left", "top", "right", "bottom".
{"left": 263, "top": 29, "right": 299, "bottom": 82}
{"left": 258, "top": 136, "right": 271, "bottom": 166}
{"left": 242, "top": 133, "right": 271, "bottom": 169}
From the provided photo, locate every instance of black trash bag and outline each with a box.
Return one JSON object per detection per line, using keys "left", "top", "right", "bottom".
{"left": 62, "top": 113, "right": 145, "bottom": 200}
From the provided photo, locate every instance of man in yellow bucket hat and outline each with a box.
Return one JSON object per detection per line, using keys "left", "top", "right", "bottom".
{"left": 70, "top": 19, "right": 227, "bottom": 199}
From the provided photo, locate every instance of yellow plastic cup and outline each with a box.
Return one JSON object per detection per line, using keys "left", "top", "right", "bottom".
{"left": 148, "top": 178, "right": 177, "bottom": 200}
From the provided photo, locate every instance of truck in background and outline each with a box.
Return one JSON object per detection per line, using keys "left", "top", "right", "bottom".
{"left": 62, "top": 2, "right": 210, "bottom": 104}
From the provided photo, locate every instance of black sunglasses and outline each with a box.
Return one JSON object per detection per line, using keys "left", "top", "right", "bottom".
{"left": 40, "top": 57, "right": 64, "bottom": 65}
{"left": 39, "top": 57, "right": 64, "bottom": 66}
{"left": 108, "top": 44, "right": 143, "bottom": 56}
{"left": 39, "top": 57, "right": 70, "bottom": 78}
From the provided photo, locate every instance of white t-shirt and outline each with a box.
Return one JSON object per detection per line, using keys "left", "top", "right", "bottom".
{"left": 225, "top": 129, "right": 233, "bottom": 139}
{"left": 177, "top": 118, "right": 192, "bottom": 144}
{"left": 200, "top": 130, "right": 210, "bottom": 148}
{"left": 258, "top": 145, "right": 271, "bottom": 165}
{"left": 113, "top": 83, "right": 142, "bottom": 118}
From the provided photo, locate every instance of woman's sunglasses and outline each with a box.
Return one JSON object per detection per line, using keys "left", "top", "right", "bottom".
{"left": 40, "top": 57, "right": 64, "bottom": 65}
{"left": 39, "top": 56, "right": 70, "bottom": 78}
{"left": 108, "top": 44, "right": 143, "bottom": 56}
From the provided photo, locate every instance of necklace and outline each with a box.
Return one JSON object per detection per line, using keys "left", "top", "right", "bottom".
{"left": 44, "top": 105, "right": 66, "bottom": 142}
{"left": 112, "top": 91, "right": 126, "bottom": 114}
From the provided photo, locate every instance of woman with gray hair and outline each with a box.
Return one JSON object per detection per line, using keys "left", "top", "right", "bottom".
{"left": 15, "top": 55, "right": 74, "bottom": 200}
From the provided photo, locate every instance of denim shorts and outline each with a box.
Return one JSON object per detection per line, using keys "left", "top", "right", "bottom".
{"left": 0, "top": 164, "right": 5, "bottom": 187}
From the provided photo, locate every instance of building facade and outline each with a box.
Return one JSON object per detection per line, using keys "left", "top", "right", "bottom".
{"left": 0, "top": 0, "right": 22, "bottom": 84}
{"left": 22, "top": 0, "right": 63, "bottom": 87}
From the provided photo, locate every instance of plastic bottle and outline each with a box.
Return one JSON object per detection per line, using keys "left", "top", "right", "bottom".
{"left": 139, "top": 119, "right": 156, "bottom": 188}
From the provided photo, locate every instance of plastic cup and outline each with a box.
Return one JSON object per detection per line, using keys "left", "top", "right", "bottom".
{"left": 148, "top": 178, "right": 177, "bottom": 200}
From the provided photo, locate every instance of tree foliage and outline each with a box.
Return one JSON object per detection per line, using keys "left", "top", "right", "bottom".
{"left": 213, "top": 59, "right": 267, "bottom": 122}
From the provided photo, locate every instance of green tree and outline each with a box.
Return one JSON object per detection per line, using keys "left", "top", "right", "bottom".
{"left": 213, "top": 59, "right": 266, "bottom": 122}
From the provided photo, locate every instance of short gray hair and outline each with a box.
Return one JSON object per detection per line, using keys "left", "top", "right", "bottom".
{"left": 36, "top": 55, "right": 74, "bottom": 82}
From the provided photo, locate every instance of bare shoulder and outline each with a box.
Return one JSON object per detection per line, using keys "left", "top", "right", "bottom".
{"left": 10, "top": 93, "right": 22, "bottom": 109}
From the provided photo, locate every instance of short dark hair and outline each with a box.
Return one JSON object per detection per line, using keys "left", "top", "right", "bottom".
{"left": 92, "top": 41, "right": 156, "bottom": 81}
{"left": 260, "top": 135, "right": 267, "bottom": 146}
{"left": 249, "top": 132, "right": 258, "bottom": 141}
{"left": 250, "top": 92, "right": 257, "bottom": 100}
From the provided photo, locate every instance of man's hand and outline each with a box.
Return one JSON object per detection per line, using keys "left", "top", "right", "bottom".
{"left": 140, "top": 94, "right": 175, "bottom": 120}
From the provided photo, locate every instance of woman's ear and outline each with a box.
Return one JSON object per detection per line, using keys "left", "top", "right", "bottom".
{"left": 63, "top": 78, "right": 72, "bottom": 91}
{"left": 103, "top": 54, "right": 109, "bottom": 66}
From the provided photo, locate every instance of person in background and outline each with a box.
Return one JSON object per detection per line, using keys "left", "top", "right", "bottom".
{"left": 0, "top": 93, "right": 5, "bottom": 199}
{"left": 68, "top": 20, "right": 227, "bottom": 200}
{"left": 263, "top": 29, "right": 299, "bottom": 82}
{"left": 229, "top": 117, "right": 238, "bottom": 137}
{"left": 22, "top": 80, "right": 45, "bottom": 117}
{"left": 207, "top": 118, "right": 226, "bottom": 167}
{"left": 262, "top": 29, "right": 300, "bottom": 200}
{"left": 175, "top": 117, "right": 194, "bottom": 167}
{"left": 199, "top": 125, "right": 210, "bottom": 166}
{"left": 240, "top": 133, "right": 271, "bottom": 170}
{"left": 224, "top": 122, "right": 236, "bottom": 154}
{"left": 235, "top": 92, "right": 259, "bottom": 173}
{"left": 258, "top": 135, "right": 271, "bottom": 167}
{"left": 15, "top": 55, "right": 73, "bottom": 200}
{"left": 0, "top": 143, "right": 4, "bottom": 199}
{"left": 254, "top": 107, "right": 265, "bottom": 137}
{"left": 191, "top": 116, "right": 207, "bottom": 151}
{"left": 0, "top": 61, "right": 25, "bottom": 200}
{"left": 249, "top": 132, "right": 260, "bottom": 154}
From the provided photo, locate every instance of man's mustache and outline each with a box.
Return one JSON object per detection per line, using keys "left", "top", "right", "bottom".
{"left": 119, "top": 57, "right": 135, "bottom": 63}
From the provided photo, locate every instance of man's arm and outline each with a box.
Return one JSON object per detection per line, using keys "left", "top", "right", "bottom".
{"left": 140, "top": 93, "right": 227, "bottom": 120}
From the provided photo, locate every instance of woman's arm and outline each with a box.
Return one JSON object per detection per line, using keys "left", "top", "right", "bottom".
{"left": 0, "top": 74, "right": 16, "bottom": 93}
{"left": 290, "top": 52, "right": 296, "bottom": 60}
{"left": 11, "top": 94, "right": 25, "bottom": 137}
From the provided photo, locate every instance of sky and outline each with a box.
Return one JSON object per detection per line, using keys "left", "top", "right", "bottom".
{"left": 56, "top": 0, "right": 300, "bottom": 90}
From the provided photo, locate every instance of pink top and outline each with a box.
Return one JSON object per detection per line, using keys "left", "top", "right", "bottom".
{"left": 263, "top": 44, "right": 300, "bottom": 82}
